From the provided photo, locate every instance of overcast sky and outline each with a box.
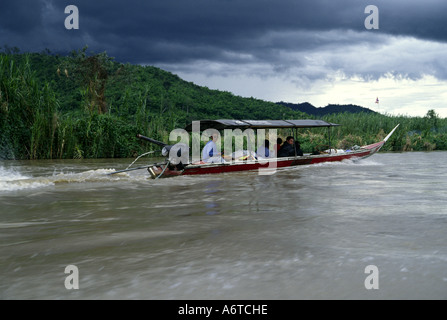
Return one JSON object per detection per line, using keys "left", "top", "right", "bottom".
{"left": 1, "top": 0, "right": 447, "bottom": 117}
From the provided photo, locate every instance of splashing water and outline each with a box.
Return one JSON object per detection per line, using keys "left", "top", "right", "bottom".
{"left": 0, "top": 166, "right": 138, "bottom": 192}
{"left": 0, "top": 166, "right": 35, "bottom": 191}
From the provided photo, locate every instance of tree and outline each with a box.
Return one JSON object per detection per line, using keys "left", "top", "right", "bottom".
{"left": 425, "top": 109, "right": 439, "bottom": 132}
{"left": 60, "top": 47, "right": 113, "bottom": 114}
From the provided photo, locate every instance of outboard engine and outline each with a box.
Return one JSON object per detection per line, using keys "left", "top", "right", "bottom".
{"left": 161, "top": 143, "right": 190, "bottom": 169}
{"left": 137, "top": 134, "right": 189, "bottom": 170}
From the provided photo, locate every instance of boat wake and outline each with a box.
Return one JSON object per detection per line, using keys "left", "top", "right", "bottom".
{"left": 0, "top": 166, "right": 144, "bottom": 192}
{"left": 308, "top": 157, "right": 383, "bottom": 168}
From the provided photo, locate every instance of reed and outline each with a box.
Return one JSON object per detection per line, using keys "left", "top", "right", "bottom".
{"left": 321, "top": 111, "right": 447, "bottom": 151}
{"left": 0, "top": 54, "right": 59, "bottom": 159}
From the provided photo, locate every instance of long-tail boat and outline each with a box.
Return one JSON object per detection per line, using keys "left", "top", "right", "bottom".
{"left": 112, "top": 120, "right": 399, "bottom": 179}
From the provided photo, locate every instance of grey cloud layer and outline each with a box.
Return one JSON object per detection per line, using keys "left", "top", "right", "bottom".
{"left": 1, "top": 0, "right": 446, "bottom": 80}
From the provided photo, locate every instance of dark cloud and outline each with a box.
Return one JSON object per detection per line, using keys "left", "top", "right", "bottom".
{"left": 1, "top": 0, "right": 446, "bottom": 81}
{"left": 380, "top": 1, "right": 447, "bottom": 43}
{"left": 1, "top": 1, "right": 444, "bottom": 58}
{"left": 0, "top": 0, "right": 44, "bottom": 33}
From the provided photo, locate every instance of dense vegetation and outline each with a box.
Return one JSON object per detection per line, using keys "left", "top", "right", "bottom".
{"left": 300, "top": 111, "right": 447, "bottom": 153}
{"left": 1, "top": 47, "right": 446, "bottom": 160}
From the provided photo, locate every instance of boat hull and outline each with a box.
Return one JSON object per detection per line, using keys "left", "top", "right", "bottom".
{"left": 134, "top": 122, "right": 398, "bottom": 179}
{"left": 148, "top": 140, "right": 384, "bottom": 178}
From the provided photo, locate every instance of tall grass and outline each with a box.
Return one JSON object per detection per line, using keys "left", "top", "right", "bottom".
{"left": 0, "top": 54, "right": 59, "bottom": 159}
{"left": 0, "top": 54, "right": 150, "bottom": 160}
{"left": 321, "top": 112, "right": 447, "bottom": 151}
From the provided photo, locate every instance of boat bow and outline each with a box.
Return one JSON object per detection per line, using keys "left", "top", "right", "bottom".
{"left": 362, "top": 124, "right": 400, "bottom": 153}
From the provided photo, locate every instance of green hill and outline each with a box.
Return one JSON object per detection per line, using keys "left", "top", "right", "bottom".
{"left": 23, "top": 49, "right": 305, "bottom": 121}
{"left": 0, "top": 49, "right": 305, "bottom": 160}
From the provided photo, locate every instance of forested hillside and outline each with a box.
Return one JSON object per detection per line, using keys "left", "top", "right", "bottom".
{"left": 0, "top": 48, "right": 304, "bottom": 160}
{"left": 22, "top": 48, "right": 303, "bottom": 120}
{"left": 1, "top": 48, "right": 446, "bottom": 160}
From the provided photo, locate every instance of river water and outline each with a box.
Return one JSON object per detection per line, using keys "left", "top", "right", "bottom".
{"left": 1, "top": 152, "right": 446, "bottom": 300}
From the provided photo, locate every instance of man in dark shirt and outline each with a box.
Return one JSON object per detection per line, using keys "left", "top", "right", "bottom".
{"left": 278, "top": 136, "right": 296, "bottom": 157}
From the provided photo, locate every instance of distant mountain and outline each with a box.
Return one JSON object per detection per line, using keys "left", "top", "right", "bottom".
{"left": 277, "top": 101, "right": 377, "bottom": 116}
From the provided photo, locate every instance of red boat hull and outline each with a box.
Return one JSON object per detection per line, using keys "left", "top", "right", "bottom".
{"left": 148, "top": 140, "right": 385, "bottom": 178}
{"left": 135, "top": 122, "right": 399, "bottom": 179}
{"left": 182, "top": 157, "right": 311, "bottom": 176}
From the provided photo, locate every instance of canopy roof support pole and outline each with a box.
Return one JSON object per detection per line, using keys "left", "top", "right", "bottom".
{"left": 294, "top": 128, "right": 298, "bottom": 157}
{"left": 328, "top": 126, "right": 332, "bottom": 154}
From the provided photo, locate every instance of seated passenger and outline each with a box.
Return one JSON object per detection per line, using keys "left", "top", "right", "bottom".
{"left": 202, "top": 133, "right": 226, "bottom": 163}
{"left": 256, "top": 139, "right": 270, "bottom": 158}
{"left": 274, "top": 138, "right": 283, "bottom": 157}
{"left": 278, "top": 136, "right": 296, "bottom": 157}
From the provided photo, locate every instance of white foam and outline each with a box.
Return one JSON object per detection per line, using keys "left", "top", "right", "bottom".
{"left": 0, "top": 166, "right": 141, "bottom": 192}
{"left": 0, "top": 166, "right": 31, "bottom": 182}
{"left": 306, "top": 157, "right": 383, "bottom": 168}
{"left": 0, "top": 166, "right": 43, "bottom": 192}
{"left": 0, "top": 166, "right": 52, "bottom": 191}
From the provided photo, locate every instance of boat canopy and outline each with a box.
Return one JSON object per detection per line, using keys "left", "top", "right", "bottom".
{"left": 184, "top": 119, "right": 340, "bottom": 131}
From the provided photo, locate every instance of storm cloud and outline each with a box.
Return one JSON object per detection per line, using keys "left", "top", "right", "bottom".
{"left": 1, "top": 0, "right": 447, "bottom": 116}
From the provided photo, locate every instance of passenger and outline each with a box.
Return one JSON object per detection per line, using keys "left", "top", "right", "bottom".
{"left": 274, "top": 138, "right": 283, "bottom": 157}
{"left": 278, "top": 136, "right": 296, "bottom": 157}
{"left": 202, "top": 133, "right": 225, "bottom": 163}
{"left": 295, "top": 141, "right": 304, "bottom": 156}
{"left": 256, "top": 139, "right": 270, "bottom": 158}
